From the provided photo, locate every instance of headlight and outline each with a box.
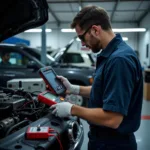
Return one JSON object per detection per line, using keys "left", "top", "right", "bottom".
{"left": 67, "top": 120, "right": 80, "bottom": 143}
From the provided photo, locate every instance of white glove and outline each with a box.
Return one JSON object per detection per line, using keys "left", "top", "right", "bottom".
{"left": 50, "top": 102, "right": 74, "bottom": 118}
{"left": 57, "top": 76, "right": 80, "bottom": 95}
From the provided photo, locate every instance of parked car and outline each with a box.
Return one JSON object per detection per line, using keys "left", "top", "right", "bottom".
{"left": 48, "top": 50, "right": 96, "bottom": 68}
{"left": 0, "top": 1, "right": 84, "bottom": 150}
{"left": 0, "top": 43, "right": 95, "bottom": 107}
{"left": 47, "top": 37, "right": 96, "bottom": 68}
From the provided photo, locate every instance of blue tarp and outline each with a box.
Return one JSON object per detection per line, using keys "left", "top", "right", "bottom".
{"left": 3, "top": 37, "right": 30, "bottom": 46}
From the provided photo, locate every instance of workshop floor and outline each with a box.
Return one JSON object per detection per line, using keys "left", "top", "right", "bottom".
{"left": 81, "top": 99, "right": 150, "bottom": 150}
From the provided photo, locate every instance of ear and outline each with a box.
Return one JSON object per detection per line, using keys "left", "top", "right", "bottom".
{"left": 91, "top": 25, "right": 101, "bottom": 36}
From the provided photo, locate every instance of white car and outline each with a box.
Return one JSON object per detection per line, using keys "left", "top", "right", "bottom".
{"left": 48, "top": 50, "right": 96, "bottom": 68}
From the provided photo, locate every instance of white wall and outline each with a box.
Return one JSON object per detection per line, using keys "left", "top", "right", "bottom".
{"left": 138, "top": 13, "right": 150, "bottom": 67}
{"left": 16, "top": 22, "right": 138, "bottom": 51}
{"left": 112, "top": 23, "right": 138, "bottom": 51}
{"left": 20, "top": 31, "right": 77, "bottom": 50}
{"left": 15, "top": 33, "right": 24, "bottom": 39}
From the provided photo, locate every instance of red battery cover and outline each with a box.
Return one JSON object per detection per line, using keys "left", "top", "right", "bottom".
{"left": 26, "top": 126, "right": 54, "bottom": 139}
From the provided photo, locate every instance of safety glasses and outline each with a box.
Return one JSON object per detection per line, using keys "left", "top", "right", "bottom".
{"left": 78, "top": 26, "right": 92, "bottom": 42}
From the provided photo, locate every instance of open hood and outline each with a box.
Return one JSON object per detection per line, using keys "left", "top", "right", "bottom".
{"left": 0, "top": 0, "right": 48, "bottom": 42}
{"left": 54, "top": 36, "right": 77, "bottom": 62}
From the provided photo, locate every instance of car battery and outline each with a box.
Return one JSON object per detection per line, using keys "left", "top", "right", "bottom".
{"left": 7, "top": 78, "right": 46, "bottom": 93}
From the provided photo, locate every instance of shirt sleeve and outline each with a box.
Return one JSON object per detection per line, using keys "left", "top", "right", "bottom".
{"left": 102, "top": 57, "right": 135, "bottom": 116}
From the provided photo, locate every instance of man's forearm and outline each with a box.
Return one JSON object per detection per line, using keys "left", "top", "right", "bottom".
{"left": 71, "top": 105, "right": 123, "bottom": 129}
{"left": 79, "top": 86, "right": 92, "bottom": 98}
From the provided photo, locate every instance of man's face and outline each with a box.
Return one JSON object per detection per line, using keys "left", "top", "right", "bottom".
{"left": 75, "top": 25, "right": 102, "bottom": 53}
{"left": 3, "top": 53, "right": 10, "bottom": 62}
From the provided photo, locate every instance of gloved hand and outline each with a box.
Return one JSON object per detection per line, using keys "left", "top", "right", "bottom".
{"left": 50, "top": 102, "right": 74, "bottom": 118}
{"left": 57, "top": 76, "right": 80, "bottom": 95}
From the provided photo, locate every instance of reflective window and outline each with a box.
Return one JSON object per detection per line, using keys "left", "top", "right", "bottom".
{"left": 0, "top": 51, "right": 32, "bottom": 67}
{"left": 63, "top": 53, "right": 84, "bottom": 63}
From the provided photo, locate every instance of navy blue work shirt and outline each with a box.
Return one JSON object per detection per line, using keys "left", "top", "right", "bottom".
{"left": 88, "top": 34, "right": 143, "bottom": 134}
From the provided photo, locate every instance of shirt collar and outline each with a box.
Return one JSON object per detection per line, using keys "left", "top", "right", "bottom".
{"left": 97, "top": 34, "right": 123, "bottom": 58}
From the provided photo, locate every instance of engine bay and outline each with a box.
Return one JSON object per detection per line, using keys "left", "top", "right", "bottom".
{"left": 0, "top": 87, "right": 84, "bottom": 150}
{"left": 0, "top": 87, "right": 48, "bottom": 139}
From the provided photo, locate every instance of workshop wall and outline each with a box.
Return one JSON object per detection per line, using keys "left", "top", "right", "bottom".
{"left": 138, "top": 13, "right": 150, "bottom": 67}
{"left": 17, "top": 23, "right": 138, "bottom": 52}
{"left": 21, "top": 31, "right": 77, "bottom": 50}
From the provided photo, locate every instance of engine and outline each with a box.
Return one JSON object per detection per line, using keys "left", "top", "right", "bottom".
{"left": 0, "top": 87, "right": 48, "bottom": 139}
{"left": 0, "top": 87, "right": 84, "bottom": 150}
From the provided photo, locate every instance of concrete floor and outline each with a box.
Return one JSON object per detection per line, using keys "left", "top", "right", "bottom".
{"left": 81, "top": 99, "right": 150, "bottom": 150}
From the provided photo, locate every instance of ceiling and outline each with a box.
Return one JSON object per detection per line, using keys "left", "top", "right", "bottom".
{"left": 46, "top": 0, "right": 150, "bottom": 27}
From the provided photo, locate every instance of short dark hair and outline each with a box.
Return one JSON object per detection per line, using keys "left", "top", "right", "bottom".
{"left": 71, "top": 5, "right": 111, "bottom": 31}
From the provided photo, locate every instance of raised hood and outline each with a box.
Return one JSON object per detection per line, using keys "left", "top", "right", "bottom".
{"left": 0, "top": 0, "right": 48, "bottom": 41}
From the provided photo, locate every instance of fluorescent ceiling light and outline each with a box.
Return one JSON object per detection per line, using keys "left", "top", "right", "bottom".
{"left": 45, "top": 29, "right": 52, "bottom": 32}
{"left": 76, "top": 37, "right": 128, "bottom": 41}
{"left": 122, "top": 37, "right": 128, "bottom": 41}
{"left": 113, "top": 28, "right": 146, "bottom": 32}
{"left": 61, "top": 29, "right": 75, "bottom": 32}
{"left": 24, "top": 29, "right": 52, "bottom": 33}
{"left": 61, "top": 28, "right": 146, "bottom": 33}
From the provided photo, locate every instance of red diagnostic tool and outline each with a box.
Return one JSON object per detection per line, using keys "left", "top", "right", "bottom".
{"left": 39, "top": 66, "right": 66, "bottom": 95}
{"left": 26, "top": 126, "right": 64, "bottom": 150}
{"left": 26, "top": 126, "right": 54, "bottom": 139}
{"left": 38, "top": 90, "right": 65, "bottom": 106}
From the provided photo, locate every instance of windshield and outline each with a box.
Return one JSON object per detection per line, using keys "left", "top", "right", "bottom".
{"left": 25, "top": 47, "right": 55, "bottom": 65}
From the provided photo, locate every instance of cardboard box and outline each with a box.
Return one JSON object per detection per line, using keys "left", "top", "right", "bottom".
{"left": 144, "top": 82, "right": 150, "bottom": 100}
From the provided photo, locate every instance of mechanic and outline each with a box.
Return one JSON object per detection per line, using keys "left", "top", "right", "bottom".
{"left": 0, "top": 51, "right": 11, "bottom": 65}
{"left": 50, "top": 5, "right": 143, "bottom": 150}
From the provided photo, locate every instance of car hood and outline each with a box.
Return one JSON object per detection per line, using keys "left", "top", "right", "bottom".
{"left": 53, "top": 37, "right": 77, "bottom": 62}
{"left": 0, "top": 0, "right": 48, "bottom": 42}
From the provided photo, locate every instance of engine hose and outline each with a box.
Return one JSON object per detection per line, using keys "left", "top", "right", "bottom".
{"left": 5, "top": 120, "right": 30, "bottom": 136}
